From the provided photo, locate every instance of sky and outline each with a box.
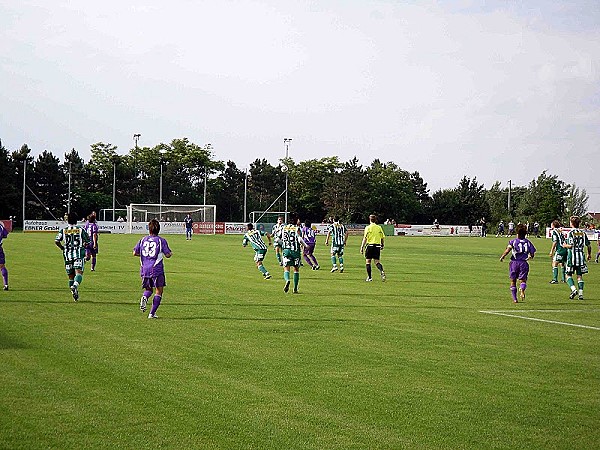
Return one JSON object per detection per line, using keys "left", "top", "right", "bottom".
{"left": 1, "top": 0, "right": 599, "bottom": 210}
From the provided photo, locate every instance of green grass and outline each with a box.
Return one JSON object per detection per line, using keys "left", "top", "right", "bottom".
{"left": 0, "top": 233, "right": 599, "bottom": 449}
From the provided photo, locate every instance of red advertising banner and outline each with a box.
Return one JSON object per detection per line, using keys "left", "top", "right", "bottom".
{"left": 193, "top": 222, "right": 225, "bottom": 234}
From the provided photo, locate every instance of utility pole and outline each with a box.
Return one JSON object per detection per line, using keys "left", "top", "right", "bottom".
{"left": 22, "top": 159, "right": 27, "bottom": 228}
{"left": 67, "top": 153, "right": 72, "bottom": 214}
{"left": 508, "top": 180, "right": 512, "bottom": 217}
{"left": 243, "top": 168, "right": 248, "bottom": 223}
{"left": 112, "top": 157, "right": 117, "bottom": 221}
{"left": 283, "top": 138, "right": 292, "bottom": 223}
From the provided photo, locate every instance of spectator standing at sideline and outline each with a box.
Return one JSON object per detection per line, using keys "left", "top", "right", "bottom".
{"left": 480, "top": 217, "right": 487, "bottom": 237}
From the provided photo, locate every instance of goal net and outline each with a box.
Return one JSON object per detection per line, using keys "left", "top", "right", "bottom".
{"left": 99, "top": 208, "right": 128, "bottom": 221}
{"left": 127, "top": 204, "right": 217, "bottom": 234}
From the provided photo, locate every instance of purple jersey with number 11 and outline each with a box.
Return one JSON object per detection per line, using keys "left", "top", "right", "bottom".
{"left": 508, "top": 238, "right": 536, "bottom": 261}
{"left": 134, "top": 235, "right": 172, "bottom": 277}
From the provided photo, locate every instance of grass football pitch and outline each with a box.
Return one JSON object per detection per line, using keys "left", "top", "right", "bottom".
{"left": 0, "top": 233, "right": 599, "bottom": 449}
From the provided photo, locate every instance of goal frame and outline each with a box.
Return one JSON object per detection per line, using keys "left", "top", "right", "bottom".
{"left": 127, "top": 203, "right": 217, "bottom": 234}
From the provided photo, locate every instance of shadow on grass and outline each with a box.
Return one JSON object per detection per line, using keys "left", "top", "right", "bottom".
{"left": 0, "top": 332, "right": 29, "bottom": 349}
{"left": 170, "top": 316, "right": 360, "bottom": 322}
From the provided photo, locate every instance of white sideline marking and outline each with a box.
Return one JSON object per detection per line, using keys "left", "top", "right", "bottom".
{"left": 480, "top": 310, "right": 600, "bottom": 331}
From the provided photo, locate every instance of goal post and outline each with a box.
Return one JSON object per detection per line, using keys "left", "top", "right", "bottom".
{"left": 127, "top": 204, "right": 217, "bottom": 234}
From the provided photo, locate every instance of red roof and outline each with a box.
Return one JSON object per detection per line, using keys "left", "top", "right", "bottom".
{"left": 588, "top": 212, "right": 600, "bottom": 221}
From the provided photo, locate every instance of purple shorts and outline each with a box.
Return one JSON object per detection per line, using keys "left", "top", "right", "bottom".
{"left": 303, "top": 243, "right": 315, "bottom": 255}
{"left": 141, "top": 274, "right": 166, "bottom": 289}
{"left": 0, "top": 246, "right": 5, "bottom": 265}
{"left": 86, "top": 245, "right": 98, "bottom": 257}
{"left": 509, "top": 260, "right": 529, "bottom": 281}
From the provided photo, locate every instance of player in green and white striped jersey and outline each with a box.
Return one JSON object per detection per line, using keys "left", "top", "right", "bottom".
{"left": 280, "top": 214, "right": 306, "bottom": 293}
{"left": 563, "top": 216, "right": 592, "bottom": 300}
{"left": 55, "top": 213, "right": 91, "bottom": 301}
{"left": 325, "top": 217, "right": 348, "bottom": 273}
{"left": 549, "top": 220, "right": 567, "bottom": 284}
{"left": 242, "top": 223, "right": 272, "bottom": 279}
{"left": 271, "top": 216, "right": 284, "bottom": 266}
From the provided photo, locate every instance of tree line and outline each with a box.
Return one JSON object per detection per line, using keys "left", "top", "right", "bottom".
{"left": 0, "top": 137, "right": 590, "bottom": 228}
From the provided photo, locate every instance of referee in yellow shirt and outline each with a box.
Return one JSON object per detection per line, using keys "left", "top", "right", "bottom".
{"left": 360, "top": 214, "right": 386, "bottom": 282}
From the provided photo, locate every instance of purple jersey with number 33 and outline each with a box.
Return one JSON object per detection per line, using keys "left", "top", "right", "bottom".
{"left": 134, "top": 235, "right": 172, "bottom": 277}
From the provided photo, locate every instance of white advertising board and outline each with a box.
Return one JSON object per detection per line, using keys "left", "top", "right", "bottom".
{"left": 24, "top": 220, "right": 65, "bottom": 232}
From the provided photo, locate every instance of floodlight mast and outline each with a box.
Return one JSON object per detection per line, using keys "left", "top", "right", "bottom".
{"left": 283, "top": 138, "right": 292, "bottom": 223}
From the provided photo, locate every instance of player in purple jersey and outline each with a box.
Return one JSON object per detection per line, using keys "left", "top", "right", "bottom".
{"left": 133, "top": 219, "right": 173, "bottom": 319}
{"left": 595, "top": 229, "right": 600, "bottom": 264}
{"left": 0, "top": 221, "right": 10, "bottom": 290}
{"left": 84, "top": 211, "right": 99, "bottom": 271}
{"left": 500, "top": 224, "right": 536, "bottom": 303}
{"left": 300, "top": 220, "right": 320, "bottom": 270}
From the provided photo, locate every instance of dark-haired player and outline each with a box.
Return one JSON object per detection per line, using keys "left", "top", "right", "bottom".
{"left": 84, "top": 211, "right": 99, "bottom": 271}
{"left": 325, "top": 217, "right": 348, "bottom": 273}
{"left": 0, "top": 221, "right": 10, "bottom": 290}
{"left": 500, "top": 223, "right": 536, "bottom": 303}
{"left": 281, "top": 215, "right": 305, "bottom": 293}
{"left": 563, "top": 216, "right": 591, "bottom": 300}
{"left": 184, "top": 213, "right": 193, "bottom": 240}
{"left": 271, "top": 216, "right": 284, "bottom": 266}
{"left": 133, "top": 219, "right": 173, "bottom": 318}
{"left": 549, "top": 220, "right": 566, "bottom": 284}
{"left": 242, "top": 223, "right": 272, "bottom": 279}
{"left": 301, "top": 220, "right": 319, "bottom": 270}
{"left": 55, "top": 213, "right": 90, "bottom": 301}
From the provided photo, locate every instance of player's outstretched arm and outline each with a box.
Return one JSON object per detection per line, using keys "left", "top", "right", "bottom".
{"left": 500, "top": 245, "right": 512, "bottom": 261}
{"left": 55, "top": 240, "right": 64, "bottom": 251}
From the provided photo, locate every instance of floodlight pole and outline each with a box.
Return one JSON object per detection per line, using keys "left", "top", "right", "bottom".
{"left": 159, "top": 159, "right": 163, "bottom": 219}
{"left": 203, "top": 143, "right": 212, "bottom": 223}
{"left": 159, "top": 148, "right": 166, "bottom": 220}
{"left": 112, "top": 157, "right": 117, "bottom": 221}
{"left": 507, "top": 179, "right": 512, "bottom": 217}
{"left": 283, "top": 138, "right": 292, "bottom": 223}
{"left": 243, "top": 168, "right": 248, "bottom": 223}
{"left": 67, "top": 153, "right": 72, "bottom": 214}
{"left": 22, "top": 158, "right": 27, "bottom": 228}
